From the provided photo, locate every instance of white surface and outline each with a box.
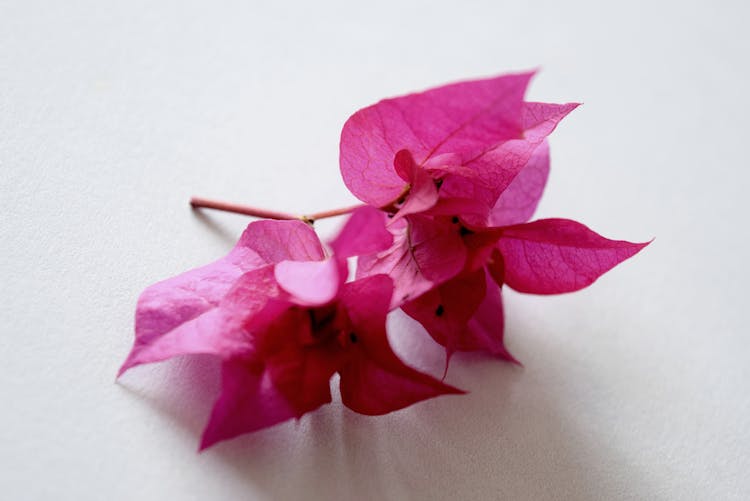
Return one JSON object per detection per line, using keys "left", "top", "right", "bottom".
{"left": 1, "top": 1, "right": 748, "bottom": 499}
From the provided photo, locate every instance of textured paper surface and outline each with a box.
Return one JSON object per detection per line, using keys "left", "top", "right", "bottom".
{"left": 1, "top": 0, "right": 748, "bottom": 499}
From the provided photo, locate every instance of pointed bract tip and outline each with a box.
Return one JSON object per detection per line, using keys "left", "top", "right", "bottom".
{"left": 198, "top": 430, "right": 218, "bottom": 452}
{"left": 631, "top": 238, "right": 653, "bottom": 255}
{"left": 441, "top": 347, "right": 455, "bottom": 382}
{"left": 445, "top": 383, "right": 467, "bottom": 396}
{"left": 115, "top": 362, "right": 130, "bottom": 380}
{"left": 501, "top": 350, "right": 523, "bottom": 367}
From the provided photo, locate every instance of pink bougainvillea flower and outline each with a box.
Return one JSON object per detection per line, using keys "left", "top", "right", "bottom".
{"left": 398, "top": 216, "right": 649, "bottom": 362}
{"left": 118, "top": 219, "right": 326, "bottom": 373}
{"left": 119, "top": 210, "right": 461, "bottom": 449}
{"left": 119, "top": 70, "right": 650, "bottom": 450}
{"left": 341, "top": 72, "right": 648, "bottom": 363}
{"left": 358, "top": 206, "right": 648, "bottom": 364}
{"left": 340, "top": 71, "right": 578, "bottom": 226}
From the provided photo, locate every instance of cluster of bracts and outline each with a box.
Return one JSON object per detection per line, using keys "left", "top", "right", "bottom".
{"left": 119, "top": 72, "right": 647, "bottom": 449}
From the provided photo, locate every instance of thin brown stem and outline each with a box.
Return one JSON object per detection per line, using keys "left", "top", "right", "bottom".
{"left": 304, "top": 204, "right": 364, "bottom": 222}
{"left": 190, "top": 197, "right": 298, "bottom": 220}
{"left": 190, "top": 196, "right": 364, "bottom": 223}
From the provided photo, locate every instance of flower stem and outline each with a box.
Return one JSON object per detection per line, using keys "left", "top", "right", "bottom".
{"left": 190, "top": 197, "right": 298, "bottom": 220}
{"left": 305, "top": 204, "right": 365, "bottom": 222}
{"left": 189, "top": 196, "right": 364, "bottom": 223}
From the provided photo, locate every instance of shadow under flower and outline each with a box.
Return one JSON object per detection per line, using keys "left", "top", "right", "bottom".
{"left": 117, "top": 310, "right": 658, "bottom": 500}
{"left": 190, "top": 209, "right": 244, "bottom": 247}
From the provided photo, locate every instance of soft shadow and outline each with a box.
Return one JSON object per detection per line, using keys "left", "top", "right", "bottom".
{"left": 117, "top": 316, "right": 660, "bottom": 500}
{"left": 190, "top": 209, "right": 240, "bottom": 247}
{"left": 117, "top": 354, "right": 221, "bottom": 444}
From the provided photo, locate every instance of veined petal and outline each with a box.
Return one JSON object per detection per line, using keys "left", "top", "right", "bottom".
{"left": 119, "top": 266, "right": 282, "bottom": 375}
{"left": 340, "top": 72, "right": 534, "bottom": 206}
{"left": 498, "top": 218, "right": 650, "bottom": 294}
{"left": 489, "top": 140, "right": 550, "bottom": 226}
{"left": 356, "top": 216, "right": 466, "bottom": 308}
{"left": 434, "top": 102, "right": 578, "bottom": 220}
{"left": 120, "top": 220, "right": 323, "bottom": 376}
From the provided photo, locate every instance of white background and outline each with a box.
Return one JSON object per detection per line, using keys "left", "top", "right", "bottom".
{"left": 2, "top": 1, "right": 748, "bottom": 499}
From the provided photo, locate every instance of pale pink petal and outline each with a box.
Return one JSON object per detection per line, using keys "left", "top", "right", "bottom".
{"left": 340, "top": 72, "right": 534, "bottom": 206}
{"left": 118, "top": 266, "right": 281, "bottom": 375}
{"left": 498, "top": 219, "right": 650, "bottom": 294}
{"left": 337, "top": 275, "right": 463, "bottom": 415}
{"left": 356, "top": 216, "right": 467, "bottom": 307}
{"left": 244, "top": 219, "right": 326, "bottom": 263}
{"left": 489, "top": 140, "right": 550, "bottom": 226}
{"left": 119, "top": 220, "right": 324, "bottom": 376}
{"left": 274, "top": 258, "right": 341, "bottom": 306}
{"left": 131, "top": 225, "right": 266, "bottom": 349}
{"left": 126, "top": 220, "right": 320, "bottom": 348}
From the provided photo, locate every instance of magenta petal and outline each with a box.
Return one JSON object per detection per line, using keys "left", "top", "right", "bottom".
{"left": 337, "top": 275, "right": 463, "bottom": 415}
{"left": 433, "top": 102, "right": 577, "bottom": 216}
{"left": 340, "top": 72, "right": 533, "bottom": 206}
{"left": 329, "top": 206, "right": 393, "bottom": 258}
{"left": 339, "top": 354, "right": 464, "bottom": 415}
{"left": 391, "top": 150, "right": 439, "bottom": 220}
{"left": 498, "top": 218, "right": 650, "bottom": 294}
{"left": 356, "top": 216, "right": 467, "bottom": 307}
{"left": 522, "top": 101, "right": 580, "bottom": 141}
{"left": 401, "top": 269, "right": 487, "bottom": 356}
{"left": 337, "top": 274, "right": 394, "bottom": 331}
{"left": 403, "top": 269, "right": 515, "bottom": 362}
{"left": 489, "top": 140, "right": 550, "bottom": 226}
{"left": 199, "top": 359, "right": 302, "bottom": 450}
{"left": 200, "top": 306, "right": 342, "bottom": 449}
{"left": 465, "top": 271, "right": 517, "bottom": 362}
{"left": 422, "top": 196, "right": 492, "bottom": 223}
{"left": 274, "top": 259, "right": 341, "bottom": 306}
{"left": 200, "top": 349, "right": 337, "bottom": 449}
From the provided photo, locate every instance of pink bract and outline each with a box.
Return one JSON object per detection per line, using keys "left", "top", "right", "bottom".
{"left": 119, "top": 216, "right": 461, "bottom": 449}
{"left": 356, "top": 215, "right": 466, "bottom": 307}
{"left": 342, "top": 72, "right": 647, "bottom": 364}
{"left": 340, "top": 72, "right": 533, "bottom": 208}
{"left": 496, "top": 218, "right": 650, "bottom": 294}
{"left": 119, "top": 220, "right": 324, "bottom": 374}
{"left": 120, "top": 71, "right": 650, "bottom": 450}
{"left": 339, "top": 71, "right": 578, "bottom": 226}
